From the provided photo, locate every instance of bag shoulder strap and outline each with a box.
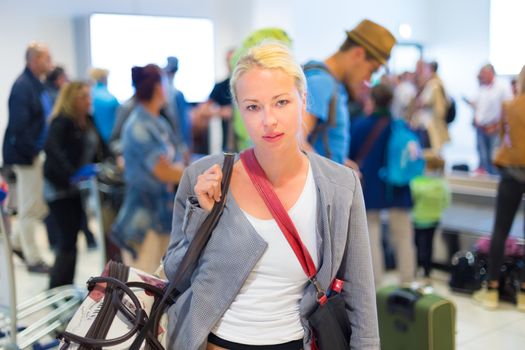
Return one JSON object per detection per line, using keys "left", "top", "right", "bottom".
{"left": 240, "top": 149, "right": 325, "bottom": 298}
{"left": 354, "top": 117, "right": 390, "bottom": 167}
{"left": 130, "top": 153, "right": 235, "bottom": 350}
{"left": 303, "top": 63, "right": 338, "bottom": 159}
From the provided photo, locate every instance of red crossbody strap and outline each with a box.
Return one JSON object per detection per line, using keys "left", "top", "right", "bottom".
{"left": 240, "top": 149, "right": 317, "bottom": 279}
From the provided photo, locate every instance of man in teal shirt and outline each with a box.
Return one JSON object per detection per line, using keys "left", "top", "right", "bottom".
{"left": 303, "top": 19, "right": 395, "bottom": 165}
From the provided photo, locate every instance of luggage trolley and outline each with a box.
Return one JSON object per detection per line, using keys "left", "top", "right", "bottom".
{"left": 79, "top": 162, "right": 125, "bottom": 267}
{"left": 0, "top": 184, "right": 84, "bottom": 349}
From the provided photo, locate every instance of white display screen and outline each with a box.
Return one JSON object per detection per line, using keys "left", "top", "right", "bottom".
{"left": 89, "top": 13, "right": 215, "bottom": 103}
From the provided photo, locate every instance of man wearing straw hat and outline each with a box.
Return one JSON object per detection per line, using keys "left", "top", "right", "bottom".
{"left": 303, "top": 19, "right": 396, "bottom": 166}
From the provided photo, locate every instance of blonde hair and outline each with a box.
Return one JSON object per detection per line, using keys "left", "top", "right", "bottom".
{"left": 51, "top": 81, "right": 89, "bottom": 122}
{"left": 518, "top": 65, "right": 525, "bottom": 95}
{"left": 229, "top": 41, "right": 306, "bottom": 103}
{"left": 89, "top": 67, "right": 109, "bottom": 83}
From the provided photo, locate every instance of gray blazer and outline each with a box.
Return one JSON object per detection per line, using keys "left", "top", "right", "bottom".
{"left": 164, "top": 152, "right": 379, "bottom": 350}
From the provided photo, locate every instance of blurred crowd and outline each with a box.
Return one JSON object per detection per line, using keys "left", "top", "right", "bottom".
{"left": 1, "top": 19, "right": 523, "bottom": 307}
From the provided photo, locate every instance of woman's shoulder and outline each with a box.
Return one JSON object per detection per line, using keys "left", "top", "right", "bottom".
{"left": 122, "top": 109, "right": 161, "bottom": 143}
{"left": 307, "top": 152, "right": 357, "bottom": 190}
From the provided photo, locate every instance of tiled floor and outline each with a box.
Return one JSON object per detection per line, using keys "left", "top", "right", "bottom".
{"left": 3, "top": 219, "right": 525, "bottom": 349}
{"left": 385, "top": 272, "right": 525, "bottom": 350}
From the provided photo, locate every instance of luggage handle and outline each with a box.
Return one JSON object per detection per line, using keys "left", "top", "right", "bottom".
{"left": 59, "top": 276, "right": 149, "bottom": 348}
{"left": 386, "top": 289, "right": 420, "bottom": 320}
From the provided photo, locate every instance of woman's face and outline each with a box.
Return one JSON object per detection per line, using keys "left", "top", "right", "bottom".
{"left": 235, "top": 67, "right": 305, "bottom": 152}
{"left": 74, "top": 86, "right": 92, "bottom": 116}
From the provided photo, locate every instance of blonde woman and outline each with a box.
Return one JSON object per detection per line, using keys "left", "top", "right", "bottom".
{"left": 164, "top": 43, "right": 379, "bottom": 350}
{"left": 44, "top": 81, "right": 108, "bottom": 288}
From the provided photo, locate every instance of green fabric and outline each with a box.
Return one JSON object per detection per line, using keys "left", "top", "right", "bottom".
{"left": 410, "top": 175, "right": 450, "bottom": 228}
{"left": 230, "top": 28, "right": 293, "bottom": 151}
{"left": 373, "top": 107, "right": 392, "bottom": 118}
{"left": 231, "top": 108, "right": 250, "bottom": 151}
{"left": 377, "top": 286, "right": 456, "bottom": 350}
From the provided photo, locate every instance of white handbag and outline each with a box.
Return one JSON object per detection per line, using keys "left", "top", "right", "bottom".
{"left": 59, "top": 261, "right": 168, "bottom": 349}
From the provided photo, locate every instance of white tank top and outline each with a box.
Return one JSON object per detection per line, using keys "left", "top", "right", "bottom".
{"left": 212, "top": 163, "right": 318, "bottom": 345}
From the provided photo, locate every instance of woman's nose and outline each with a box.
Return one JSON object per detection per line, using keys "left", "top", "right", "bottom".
{"left": 261, "top": 108, "right": 277, "bottom": 127}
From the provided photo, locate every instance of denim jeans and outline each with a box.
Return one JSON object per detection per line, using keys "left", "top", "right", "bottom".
{"left": 476, "top": 127, "right": 499, "bottom": 175}
{"left": 110, "top": 186, "right": 174, "bottom": 259}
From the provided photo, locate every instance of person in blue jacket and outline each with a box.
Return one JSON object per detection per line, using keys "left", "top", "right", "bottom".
{"left": 2, "top": 42, "right": 53, "bottom": 273}
{"left": 349, "top": 83, "right": 416, "bottom": 287}
{"left": 110, "top": 64, "right": 185, "bottom": 274}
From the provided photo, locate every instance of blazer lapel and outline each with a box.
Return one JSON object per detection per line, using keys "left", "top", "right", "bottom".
{"left": 308, "top": 154, "right": 336, "bottom": 291}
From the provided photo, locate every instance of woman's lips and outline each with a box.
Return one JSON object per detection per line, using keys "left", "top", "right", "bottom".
{"left": 262, "top": 132, "right": 284, "bottom": 142}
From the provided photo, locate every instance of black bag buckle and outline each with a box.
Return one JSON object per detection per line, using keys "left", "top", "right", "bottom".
{"left": 86, "top": 277, "right": 97, "bottom": 291}
{"left": 310, "top": 276, "right": 327, "bottom": 305}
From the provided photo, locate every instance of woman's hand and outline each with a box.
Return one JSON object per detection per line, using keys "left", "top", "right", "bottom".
{"left": 194, "top": 164, "right": 223, "bottom": 212}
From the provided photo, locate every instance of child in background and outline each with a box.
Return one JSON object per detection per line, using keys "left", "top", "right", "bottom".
{"left": 411, "top": 153, "right": 450, "bottom": 282}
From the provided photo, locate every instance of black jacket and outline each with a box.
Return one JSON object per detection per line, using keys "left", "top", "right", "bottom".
{"left": 44, "top": 114, "right": 109, "bottom": 190}
{"left": 3, "top": 67, "right": 47, "bottom": 165}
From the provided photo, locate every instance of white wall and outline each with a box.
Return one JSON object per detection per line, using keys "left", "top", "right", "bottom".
{"left": 246, "top": 0, "right": 431, "bottom": 62}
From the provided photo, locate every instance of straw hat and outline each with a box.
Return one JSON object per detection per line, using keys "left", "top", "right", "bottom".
{"left": 346, "top": 19, "right": 396, "bottom": 64}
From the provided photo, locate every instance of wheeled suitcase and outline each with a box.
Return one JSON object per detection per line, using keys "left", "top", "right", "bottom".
{"left": 377, "top": 286, "right": 456, "bottom": 350}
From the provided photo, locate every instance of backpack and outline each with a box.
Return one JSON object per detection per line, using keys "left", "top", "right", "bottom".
{"left": 379, "top": 119, "right": 425, "bottom": 186}
{"left": 302, "top": 63, "right": 338, "bottom": 159}
{"left": 449, "top": 251, "right": 482, "bottom": 293}
{"left": 439, "top": 84, "right": 456, "bottom": 124}
{"left": 445, "top": 98, "right": 456, "bottom": 124}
